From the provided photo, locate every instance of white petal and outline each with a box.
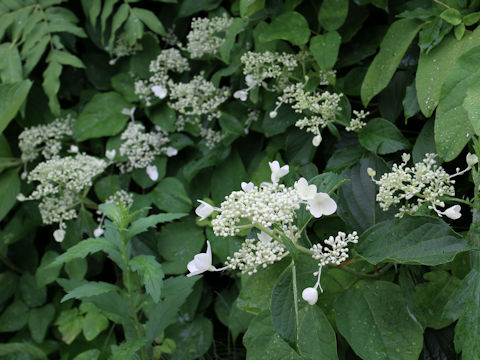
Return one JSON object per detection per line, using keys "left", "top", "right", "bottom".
{"left": 146, "top": 165, "right": 159, "bottom": 181}
{"left": 241, "top": 181, "right": 254, "bottom": 192}
{"left": 269, "top": 161, "right": 280, "bottom": 173}
{"left": 166, "top": 147, "right": 178, "bottom": 157}
{"left": 278, "top": 165, "right": 289, "bottom": 178}
{"left": 94, "top": 228, "right": 104, "bottom": 238}
{"left": 308, "top": 193, "right": 337, "bottom": 218}
{"left": 195, "top": 200, "right": 214, "bottom": 220}
{"left": 302, "top": 287, "right": 318, "bottom": 305}
{"left": 257, "top": 231, "right": 272, "bottom": 242}
{"left": 53, "top": 229, "right": 65, "bottom": 243}
{"left": 443, "top": 205, "right": 462, "bottom": 220}
{"left": 295, "top": 178, "right": 317, "bottom": 200}
{"left": 105, "top": 149, "right": 116, "bottom": 160}
{"left": 312, "top": 134, "right": 322, "bottom": 147}
{"left": 245, "top": 74, "right": 254, "bottom": 86}
{"left": 152, "top": 85, "right": 167, "bottom": 99}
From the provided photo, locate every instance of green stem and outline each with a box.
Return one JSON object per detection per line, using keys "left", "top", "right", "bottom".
{"left": 295, "top": 244, "right": 314, "bottom": 256}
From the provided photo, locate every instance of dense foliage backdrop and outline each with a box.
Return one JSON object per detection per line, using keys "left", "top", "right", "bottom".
{"left": 1, "top": 0, "right": 480, "bottom": 359}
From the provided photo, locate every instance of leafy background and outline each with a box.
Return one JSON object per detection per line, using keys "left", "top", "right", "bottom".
{"left": 0, "top": 0, "right": 480, "bottom": 359}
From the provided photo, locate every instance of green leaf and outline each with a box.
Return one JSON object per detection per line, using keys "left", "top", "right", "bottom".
{"left": 55, "top": 308, "right": 83, "bottom": 344}
{"left": 157, "top": 217, "right": 205, "bottom": 274}
{"left": 61, "top": 281, "right": 120, "bottom": 302}
{"left": 211, "top": 150, "right": 248, "bottom": 204}
{"left": 358, "top": 117, "right": 411, "bottom": 154}
{"left": 317, "top": 0, "right": 349, "bottom": 31}
{"left": 177, "top": 0, "right": 222, "bottom": 18}
{"left": 259, "top": 11, "right": 310, "bottom": 46}
{"left": 127, "top": 213, "right": 187, "bottom": 239}
{"left": 42, "top": 61, "right": 62, "bottom": 116}
{"left": 440, "top": 8, "right": 462, "bottom": 25}
{"left": 132, "top": 8, "right": 166, "bottom": 36}
{"left": 361, "top": 19, "right": 423, "bottom": 106}
{"left": 412, "top": 119, "right": 436, "bottom": 164}
{"left": 82, "top": 309, "right": 109, "bottom": 341}
{"left": 130, "top": 255, "right": 164, "bottom": 303}
{"left": 463, "top": 12, "right": 480, "bottom": 26}
{"left": 28, "top": 304, "right": 55, "bottom": 344}
{"left": 152, "top": 177, "right": 192, "bottom": 213}
{"left": 0, "top": 300, "right": 29, "bottom": 332}
{"left": 418, "top": 17, "right": 453, "bottom": 54}
{"left": 166, "top": 316, "right": 213, "bottom": 360}
{"left": 0, "top": 43, "right": 22, "bottom": 83}
{"left": 358, "top": 215, "right": 470, "bottom": 265}
{"left": 263, "top": 105, "right": 302, "bottom": 137}
{"left": 414, "top": 270, "right": 460, "bottom": 329}
{"left": 49, "top": 49, "right": 85, "bottom": 68}
{"left": 108, "top": 3, "right": 129, "bottom": 52}
{"left": 243, "top": 312, "right": 302, "bottom": 360}
{"left": 65, "top": 258, "right": 88, "bottom": 280}
{"left": 0, "top": 79, "right": 32, "bottom": 133}
{"left": 73, "top": 350, "right": 101, "bottom": 360}
{"left": 240, "top": 0, "right": 265, "bottom": 17}
{"left": 124, "top": 14, "right": 145, "bottom": 45}
{"left": 336, "top": 281, "right": 423, "bottom": 360}
{"left": 0, "top": 168, "right": 19, "bottom": 222}
{"left": 416, "top": 27, "right": 480, "bottom": 117}
{"left": 74, "top": 92, "right": 130, "bottom": 141}
{"left": 403, "top": 80, "right": 420, "bottom": 121}
{"left": 309, "top": 31, "right": 341, "bottom": 70}
{"left": 0, "top": 343, "right": 46, "bottom": 359}
{"left": 219, "top": 18, "right": 246, "bottom": 63}
{"left": 0, "top": 272, "right": 18, "bottom": 306}
{"left": 464, "top": 77, "right": 480, "bottom": 134}
{"left": 435, "top": 45, "right": 480, "bottom": 161}
{"left": 19, "top": 273, "right": 46, "bottom": 308}
{"left": 112, "top": 339, "right": 148, "bottom": 360}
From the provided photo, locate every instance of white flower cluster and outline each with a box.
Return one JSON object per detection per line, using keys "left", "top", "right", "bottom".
{"left": 18, "top": 154, "right": 107, "bottom": 233}
{"left": 134, "top": 48, "right": 190, "bottom": 105}
{"left": 225, "top": 232, "right": 286, "bottom": 275}
{"left": 311, "top": 231, "right": 359, "bottom": 266}
{"left": 167, "top": 75, "right": 230, "bottom": 121}
{"left": 105, "top": 190, "right": 134, "bottom": 207}
{"left": 345, "top": 110, "right": 369, "bottom": 132}
{"left": 369, "top": 153, "right": 477, "bottom": 219}
{"left": 272, "top": 83, "right": 342, "bottom": 146}
{"left": 118, "top": 122, "right": 170, "bottom": 172}
{"left": 109, "top": 33, "right": 143, "bottom": 65}
{"left": 185, "top": 15, "right": 233, "bottom": 58}
{"left": 18, "top": 114, "right": 75, "bottom": 163}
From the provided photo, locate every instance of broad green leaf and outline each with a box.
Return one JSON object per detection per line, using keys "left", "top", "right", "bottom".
{"left": 108, "top": 3, "right": 129, "bottom": 52}
{"left": 325, "top": 144, "right": 367, "bottom": 172}
{"left": 440, "top": 8, "right": 462, "bottom": 26}
{"left": 82, "top": 310, "right": 109, "bottom": 341}
{"left": 262, "top": 105, "right": 302, "bottom": 137}
{"left": 49, "top": 238, "right": 122, "bottom": 268}
{"left": 243, "top": 312, "right": 302, "bottom": 360}
{"left": 0, "top": 272, "right": 18, "bottom": 305}
{"left": 318, "top": 0, "right": 349, "bottom": 31}
{"left": 358, "top": 118, "right": 411, "bottom": 154}
{"left": 177, "top": 0, "right": 222, "bottom": 18}
{"left": 464, "top": 78, "right": 480, "bottom": 135}
{"left": 211, "top": 149, "right": 248, "bottom": 204}
{"left": 357, "top": 215, "right": 470, "bottom": 265}
{"left": 132, "top": 8, "right": 166, "bottom": 36}
{"left": 42, "top": 61, "right": 62, "bottom": 116}
{"left": 111, "top": 339, "right": 148, "bottom": 360}
{"left": 418, "top": 17, "right": 452, "bottom": 54}
{"left": 0, "top": 79, "right": 32, "bottom": 133}
{"left": 412, "top": 119, "right": 436, "bottom": 164}
{"left": 127, "top": 213, "right": 186, "bottom": 239}
{"left": 152, "top": 177, "right": 192, "bottom": 213}
{"left": 403, "top": 80, "right": 420, "bottom": 121}
{"left": 214, "top": 289, "right": 253, "bottom": 342}
{"left": 240, "top": 0, "right": 265, "bottom": 17}
{"left": 336, "top": 281, "right": 423, "bottom": 360}
{"left": 55, "top": 309, "right": 82, "bottom": 344}
{"left": 0, "top": 168, "right": 19, "bottom": 222}
{"left": 65, "top": 258, "right": 88, "bottom": 280}
{"left": 337, "top": 155, "right": 393, "bottom": 232}
{"left": 157, "top": 217, "right": 204, "bottom": 274}
{"left": 0, "top": 43, "right": 22, "bottom": 83}
{"left": 61, "top": 281, "right": 120, "bottom": 302}
{"left": 219, "top": 18, "right": 246, "bottom": 63}
{"left": 416, "top": 27, "right": 480, "bottom": 117}
{"left": 297, "top": 306, "right": 338, "bottom": 360}
{"left": 464, "top": 12, "right": 480, "bottom": 26}
{"left": 28, "top": 304, "right": 55, "bottom": 344}
{"left": 435, "top": 46, "right": 480, "bottom": 161}
{"left": 49, "top": 50, "right": 85, "bottom": 68}
{"left": 259, "top": 11, "right": 310, "bottom": 46}
{"left": 166, "top": 316, "right": 213, "bottom": 360}
{"left": 0, "top": 343, "right": 46, "bottom": 359}
{"left": 74, "top": 92, "right": 130, "bottom": 141}
{"left": 130, "top": 255, "right": 164, "bottom": 303}
{"left": 361, "top": 19, "right": 423, "bottom": 106}
{"left": 414, "top": 271, "right": 460, "bottom": 329}
{"left": 0, "top": 300, "right": 29, "bottom": 332}
{"left": 73, "top": 350, "right": 101, "bottom": 360}
{"left": 19, "top": 273, "right": 46, "bottom": 307}
{"left": 310, "top": 32, "right": 341, "bottom": 70}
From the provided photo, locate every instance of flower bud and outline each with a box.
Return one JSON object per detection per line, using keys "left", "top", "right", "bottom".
{"left": 151, "top": 85, "right": 167, "bottom": 99}
{"left": 94, "top": 228, "right": 104, "bottom": 238}
{"left": 402, "top": 153, "right": 411, "bottom": 163}
{"left": 53, "top": 229, "right": 65, "bottom": 243}
{"left": 302, "top": 287, "right": 318, "bottom": 305}
{"left": 146, "top": 165, "right": 159, "bottom": 181}
{"left": 312, "top": 134, "right": 322, "bottom": 147}
{"left": 367, "top": 167, "right": 376, "bottom": 178}
{"left": 269, "top": 111, "right": 277, "bottom": 118}
{"left": 466, "top": 153, "right": 478, "bottom": 167}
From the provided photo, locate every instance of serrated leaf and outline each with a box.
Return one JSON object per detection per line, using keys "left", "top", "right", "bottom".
{"left": 61, "top": 281, "right": 120, "bottom": 302}
{"left": 361, "top": 19, "right": 423, "bottom": 106}
{"left": 49, "top": 49, "right": 85, "bottom": 68}
{"left": 82, "top": 311, "right": 109, "bottom": 341}
{"left": 358, "top": 215, "right": 471, "bottom": 265}
{"left": 130, "top": 255, "right": 164, "bottom": 303}
{"left": 0, "top": 79, "right": 32, "bottom": 133}
{"left": 55, "top": 308, "right": 82, "bottom": 344}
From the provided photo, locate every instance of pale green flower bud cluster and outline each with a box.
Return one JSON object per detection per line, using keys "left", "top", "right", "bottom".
{"left": 225, "top": 236, "right": 286, "bottom": 275}
{"left": 105, "top": 190, "right": 134, "bottom": 207}
{"left": 118, "top": 122, "right": 170, "bottom": 172}
{"left": 18, "top": 114, "right": 75, "bottom": 163}
{"left": 199, "top": 127, "right": 225, "bottom": 149}
{"left": 18, "top": 154, "right": 107, "bottom": 229}
{"left": 185, "top": 14, "right": 233, "bottom": 58}
{"left": 167, "top": 75, "right": 230, "bottom": 120}
{"left": 109, "top": 33, "right": 143, "bottom": 65}
{"left": 311, "top": 231, "right": 359, "bottom": 266}
{"left": 369, "top": 153, "right": 458, "bottom": 218}
{"left": 345, "top": 110, "right": 369, "bottom": 132}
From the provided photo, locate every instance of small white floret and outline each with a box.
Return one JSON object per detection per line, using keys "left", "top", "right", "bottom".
{"left": 146, "top": 165, "right": 159, "bottom": 181}
{"left": 187, "top": 241, "right": 215, "bottom": 277}
{"left": 269, "top": 161, "right": 289, "bottom": 184}
{"left": 152, "top": 85, "right": 167, "bottom": 99}
{"left": 307, "top": 193, "right": 337, "bottom": 218}
{"left": 302, "top": 287, "right": 318, "bottom": 305}
{"left": 295, "top": 178, "right": 317, "bottom": 200}
{"left": 94, "top": 228, "right": 104, "bottom": 238}
{"left": 53, "top": 229, "right": 65, "bottom": 243}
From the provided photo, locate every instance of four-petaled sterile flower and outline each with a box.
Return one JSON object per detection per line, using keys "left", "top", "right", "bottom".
{"left": 441, "top": 205, "right": 462, "bottom": 220}
{"left": 187, "top": 241, "right": 216, "bottom": 277}
{"left": 302, "top": 287, "right": 318, "bottom": 305}
{"left": 295, "top": 177, "right": 316, "bottom": 200}
{"left": 152, "top": 85, "right": 167, "bottom": 99}
{"left": 195, "top": 200, "right": 219, "bottom": 220}
{"left": 241, "top": 181, "right": 254, "bottom": 192}
{"left": 233, "top": 90, "right": 248, "bottom": 101}
{"left": 269, "top": 160, "right": 289, "bottom": 184}
{"left": 467, "top": 153, "right": 478, "bottom": 167}
{"left": 106, "top": 149, "right": 116, "bottom": 161}
{"left": 307, "top": 193, "right": 337, "bottom": 218}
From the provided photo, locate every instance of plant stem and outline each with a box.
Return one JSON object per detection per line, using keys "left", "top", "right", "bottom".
{"left": 433, "top": 0, "right": 450, "bottom": 7}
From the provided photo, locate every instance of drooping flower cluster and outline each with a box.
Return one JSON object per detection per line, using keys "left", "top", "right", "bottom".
{"left": 17, "top": 154, "right": 107, "bottom": 235}
{"left": 345, "top": 110, "right": 369, "bottom": 132}
{"left": 369, "top": 153, "right": 477, "bottom": 219}
{"left": 118, "top": 122, "right": 170, "bottom": 173}
{"left": 185, "top": 15, "right": 233, "bottom": 58}
{"left": 311, "top": 231, "right": 359, "bottom": 266}
{"left": 18, "top": 114, "right": 75, "bottom": 163}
